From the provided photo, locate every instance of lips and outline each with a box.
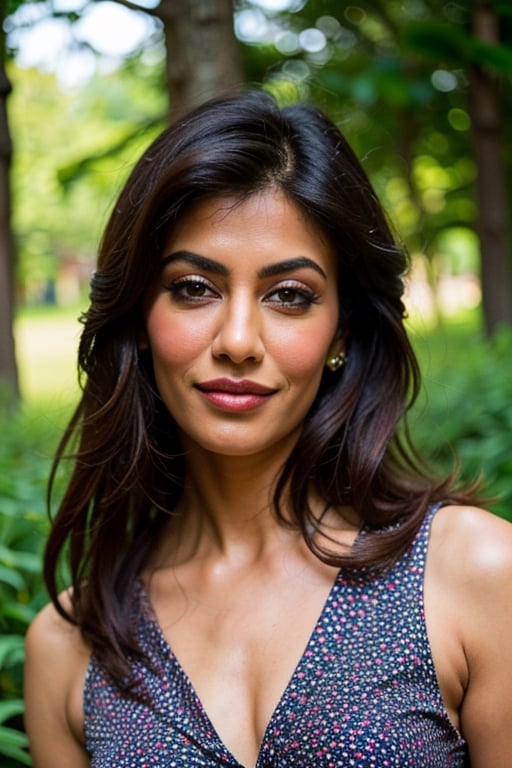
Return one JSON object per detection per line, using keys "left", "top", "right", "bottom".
{"left": 195, "top": 378, "right": 277, "bottom": 412}
{"left": 196, "top": 378, "right": 276, "bottom": 395}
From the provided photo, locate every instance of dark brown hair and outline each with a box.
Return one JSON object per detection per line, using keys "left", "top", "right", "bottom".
{"left": 45, "top": 89, "right": 477, "bottom": 684}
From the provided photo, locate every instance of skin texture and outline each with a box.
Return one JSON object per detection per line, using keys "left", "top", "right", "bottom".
{"left": 143, "top": 190, "right": 342, "bottom": 461}
{"left": 24, "top": 192, "right": 512, "bottom": 767}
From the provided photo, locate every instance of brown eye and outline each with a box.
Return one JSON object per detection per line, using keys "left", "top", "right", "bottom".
{"left": 276, "top": 288, "right": 299, "bottom": 303}
{"left": 186, "top": 282, "right": 208, "bottom": 297}
{"left": 265, "top": 285, "right": 319, "bottom": 310}
{"left": 167, "top": 277, "right": 219, "bottom": 303}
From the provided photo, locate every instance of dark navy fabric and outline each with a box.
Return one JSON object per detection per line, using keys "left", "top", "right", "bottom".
{"left": 84, "top": 506, "right": 468, "bottom": 766}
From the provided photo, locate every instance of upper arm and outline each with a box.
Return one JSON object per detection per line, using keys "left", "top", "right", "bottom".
{"left": 453, "top": 508, "right": 512, "bottom": 767}
{"left": 24, "top": 601, "right": 91, "bottom": 768}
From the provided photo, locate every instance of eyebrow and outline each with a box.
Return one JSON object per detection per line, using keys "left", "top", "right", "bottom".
{"left": 161, "top": 251, "right": 327, "bottom": 280}
{"left": 258, "top": 257, "right": 327, "bottom": 280}
{"left": 161, "top": 251, "right": 228, "bottom": 275}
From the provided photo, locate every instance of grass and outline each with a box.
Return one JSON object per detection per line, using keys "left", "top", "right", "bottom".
{"left": 14, "top": 304, "right": 83, "bottom": 410}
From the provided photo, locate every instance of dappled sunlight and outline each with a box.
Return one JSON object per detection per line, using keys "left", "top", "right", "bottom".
{"left": 14, "top": 307, "right": 83, "bottom": 406}
{"left": 404, "top": 255, "right": 482, "bottom": 323}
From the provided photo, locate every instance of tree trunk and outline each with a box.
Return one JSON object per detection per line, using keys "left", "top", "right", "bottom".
{"left": 0, "top": 54, "right": 19, "bottom": 404}
{"left": 158, "top": 0, "right": 244, "bottom": 118}
{"left": 468, "top": 2, "right": 512, "bottom": 334}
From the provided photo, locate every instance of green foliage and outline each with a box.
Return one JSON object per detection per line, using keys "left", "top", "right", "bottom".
{"left": 411, "top": 320, "right": 512, "bottom": 521}
{"left": 0, "top": 700, "right": 31, "bottom": 766}
{"left": 8, "top": 58, "right": 166, "bottom": 301}
{"left": 0, "top": 406, "right": 66, "bottom": 768}
{"left": 403, "top": 19, "right": 512, "bottom": 74}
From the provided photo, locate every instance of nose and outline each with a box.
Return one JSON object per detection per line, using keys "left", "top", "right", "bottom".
{"left": 211, "top": 292, "right": 265, "bottom": 364}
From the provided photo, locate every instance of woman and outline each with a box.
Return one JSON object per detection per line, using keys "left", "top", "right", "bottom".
{"left": 25, "top": 90, "right": 512, "bottom": 767}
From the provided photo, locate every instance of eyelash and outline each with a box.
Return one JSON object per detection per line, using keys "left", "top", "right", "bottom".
{"left": 166, "top": 277, "right": 219, "bottom": 303}
{"left": 265, "top": 285, "right": 319, "bottom": 310}
{"left": 165, "top": 277, "right": 319, "bottom": 312}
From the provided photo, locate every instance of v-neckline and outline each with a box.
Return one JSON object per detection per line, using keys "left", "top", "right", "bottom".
{"left": 137, "top": 566, "right": 344, "bottom": 768}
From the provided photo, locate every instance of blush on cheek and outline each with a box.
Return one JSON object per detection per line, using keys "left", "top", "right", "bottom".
{"left": 148, "top": 318, "right": 211, "bottom": 365}
{"left": 279, "top": 334, "right": 332, "bottom": 375}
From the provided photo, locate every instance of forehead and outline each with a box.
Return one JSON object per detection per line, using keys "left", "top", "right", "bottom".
{"left": 163, "top": 190, "right": 336, "bottom": 274}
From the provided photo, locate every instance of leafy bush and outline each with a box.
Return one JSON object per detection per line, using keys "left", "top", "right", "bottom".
{"left": 0, "top": 408, "right": 64, "bottom": 767}
{"left": 411, "top": 323, "right": 512, "bottom": 521}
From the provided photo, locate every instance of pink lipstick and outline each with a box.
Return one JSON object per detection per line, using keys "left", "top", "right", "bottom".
{"left": 195, "top": 378, "right": 276, "bottom": 412}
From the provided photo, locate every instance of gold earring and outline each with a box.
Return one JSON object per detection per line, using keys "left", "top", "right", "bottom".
{"left": 326, "top": 352, "right": 346, "bottom": 372}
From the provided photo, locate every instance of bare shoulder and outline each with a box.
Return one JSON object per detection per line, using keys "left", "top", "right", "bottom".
{"left": 428, "top": 507, "right": 512, "bottom": 765}
{"left": 429, "top": 504, "right": 512, "bottom": 584}
{"left": 425, "top": 503, "right": 512, "bottom": 650}
{"left": 427, "top": 503, "right": 512, "bottom": 671}
{"left": 26, "top": 591, "right": 90, "bottom": 681}
{"left": 428, "top": 505, "right": 512, "bottom": 766}
{"left": 27, "top": 591, "right": 77, "bottom": 648}
{"left": 25, "top": 593, "right": 91, "bottom": 767}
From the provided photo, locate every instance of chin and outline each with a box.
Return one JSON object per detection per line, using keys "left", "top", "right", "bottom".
{"left": 181, "top": 429, "right": 301, "bottom": 461}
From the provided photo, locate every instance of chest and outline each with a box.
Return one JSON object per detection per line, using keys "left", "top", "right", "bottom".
{"left": 146, "top": 564, "right": 340, "bottom": 762}
{"left": 84, "top": 563, "right": 468, "bottom": 767}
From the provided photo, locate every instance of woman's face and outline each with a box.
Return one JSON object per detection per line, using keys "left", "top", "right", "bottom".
{"left": 144, "top": 189, "right": 342, "bottom": 460}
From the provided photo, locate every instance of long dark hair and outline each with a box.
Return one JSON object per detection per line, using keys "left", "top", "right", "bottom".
{"left": 45, "top": 89, "right": 477, "bottom": 684}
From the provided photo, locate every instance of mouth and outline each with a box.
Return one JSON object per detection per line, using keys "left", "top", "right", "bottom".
{"left": 195, "top": 378, "right": 277, "bottom": 412}
{"left": 196, "top": 378, "right": 276, "bottom": 395}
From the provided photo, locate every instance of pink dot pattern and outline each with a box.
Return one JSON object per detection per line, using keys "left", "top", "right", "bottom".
{"left": 84, "top": 506, "right": 468, "bottom": 766}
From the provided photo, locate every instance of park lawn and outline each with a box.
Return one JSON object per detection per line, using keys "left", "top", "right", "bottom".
{"left": 14, "top": 304, "right": 84, "bottom": 410}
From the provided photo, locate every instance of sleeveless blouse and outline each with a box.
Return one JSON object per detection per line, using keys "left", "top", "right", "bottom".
{"left": 84, "top": 506, "right": 469, "bottom": 766}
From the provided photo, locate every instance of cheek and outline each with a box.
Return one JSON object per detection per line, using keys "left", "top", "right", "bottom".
{"left": 145, "top": 307, "right": 211, "bottom": 368}
{"left": 268, "top": 322, "right": 335, "bottom": 380}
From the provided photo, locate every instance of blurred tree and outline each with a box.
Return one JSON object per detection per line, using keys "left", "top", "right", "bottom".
{"left": 9, "top": 0, "right": 245, "bottom": 114}
{"left": 0, "top": 2, "right": 19, "bottom": 403}
{"left": 159, "top": 0, "right": 244, "bottom": 116}
{"left": 468, "top": 1, "right": 512, "bottom": 333}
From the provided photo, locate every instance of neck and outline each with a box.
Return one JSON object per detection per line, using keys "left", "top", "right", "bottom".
{"left": 158, "top": 441, "right": 296, "bottom": 566}
{"left": 153, "top": 439, "right": 359, "bottom": 571}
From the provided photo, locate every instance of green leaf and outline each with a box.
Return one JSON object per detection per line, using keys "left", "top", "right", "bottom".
{"left": 469, "top": 39, "right": 512, "bottom": 74}
{"left": 0, "top": 699, "right": 25, "bottom": 726}
{"left": 0, "top": 545, "right": 42, "bottom": 575}
{"left": 1, "top": 602, "right": 35, "bottom": 626}
{"left": 496, "top": 2, "right": 512, "bottom": 15}
{"left": 402, "top": 20, "right": 512, "bottom": 74}
{"left": 401, "top": 21, "right": 469, "bottom": 64}
{"left": 0, "top": 566, "right": 25, "bottom": 591}
{"left": 0, "top": 724, "right": 32, "bottom": 765}
{"left": 0, "top": 635, "right": 25, "bottom": 670}
{"left": 0, "top": 725, "right": 29, "bottom": 749}
{"left": 57, "top": 115, "right": 164, "bottom": 188}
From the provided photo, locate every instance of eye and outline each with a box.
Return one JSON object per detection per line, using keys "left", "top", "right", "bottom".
{"left": 265, "top": 284, "right": 319, "bottom": 312}
{"left": 166, "top": 277, "right": 219, "bottom": 303}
